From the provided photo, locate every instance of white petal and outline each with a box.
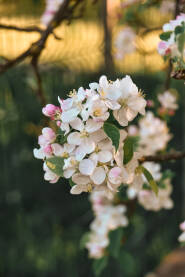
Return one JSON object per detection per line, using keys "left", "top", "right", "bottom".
{"left": 61, "top": 108, "right": 80, "bottom": 123}
{"left": 89, "top": 130, "right": 107, "bottom": 143}
{"left": 63, "top": 168, "right": 76, "bottom": 179}
{"left": 33, "top": 148, "right": 45, "bottom": 159}
{"left": 77, "top": 87, "right": 86, "bottom": 101}
{"left": 70, "top": 184, "right": 87, "bottom": 194}
{"left": 51, "top": 143, "right": 64, "bottom": 156}
{"left": 60, "top": 98, "right": 73, "bottom": 111}
{"left": 98, "top": 150, "right": 112, "bottom": 163}
{"left": 89, "top": 82, "right": 99, "bottom": 90}
{"left": 90, "top": 167, "right": 106, "bottom": 185}
{"left": 104, "top": 99, "right": 121, "bottom": 110}
{"left": 113, "top": 108, "right": 128, "bottom": 126}
{"left": 67, "top": 132, "right": 82, "bottom": 145}
{"left": 60, "top": 123, "right": 70, "bottom": 135}
{"left": 70, "top": 118, "right": 84, "bottom": 131}
{"left": 99, "top": 75, "right": 108, "bottom": 88}
{"left": 75, "top": 146, "right": 87, "bottom": 161}
{"left": 79, "top": 159, "right": 95, "bottom": 175}
{"left": 72, "top": 173, "right": 90, "bottom": 185}
{"left": 86, "top": 119, "right": 103, "bottom": 133}
{"left": 63, "top": 143, "right": 75, "bottom": 153}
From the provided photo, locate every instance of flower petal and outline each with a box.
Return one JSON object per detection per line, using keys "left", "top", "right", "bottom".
{"left": 79, "top": 159, "right": 96, "bottom": 175}
{"left": 86, "top": 119, "right": 103, "bottom": 133}
{"left": 72, "top": 173, "right": 91, "bottom": 185}
{"left": 90, "top": 167, "right": 106, "bottom": 185}
{"left": 67, "top": 132, "right": 82, "bottom": 145}
{"left": 61, "top": 108, "right": 80, "bottom": 123}
{"left": 70, "top": 118, "right": 84, "bottom": 131}
{"left": 98, "top": 150, "right": 112, "bottom": 163}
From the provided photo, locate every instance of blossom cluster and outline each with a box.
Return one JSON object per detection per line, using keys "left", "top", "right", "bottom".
{"left": 41, "top": 0, "right": 64, "bottom": 26}
{"left": 158, "top": 13, "right": 185, "bottom": 62}
{"left": 179, "top": 221, "right": 185, "bottom": 242}
{"left": 34, "top": 75, "right": 146, "bottom": 196}
{"left": 115, "top": 27, "right": 136, "bottom": 60}
{"left": 86, "top": 191, "right": 128, "bottom": 259}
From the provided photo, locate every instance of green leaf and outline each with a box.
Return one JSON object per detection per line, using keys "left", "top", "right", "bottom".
{"left": 108, "top": 227, "right": 124, "bottom": 258}
{"left": 175, "top": 25, "right": 184, "bottom": 35}
{"left": 93, "top": 256, "right": 108, "bottom": 277}
{"left": 123, "top": 137, "right": 134, "bottom": 165}
{"left": 177, "top": 32, "right": 185, "bottom": 55}
{"left": 56, "top": 129, "right": 67, "bottom": 144}
{"left": 80, "top": 232, "right": 90, "bottom": 249}
{"left": 46, "top": 156, "right": 64, "bottom": 177}
{"left": 139, "top": 165, "right": 158, "bottom": 195}
{"left": 69, "top": 178, "right": 76, "bottom": 187}
{"left": 103, "top": 122, "right": 120, "bottom": 151}
{"left": 160, "top": 31, "right": 172, "bottom": 41}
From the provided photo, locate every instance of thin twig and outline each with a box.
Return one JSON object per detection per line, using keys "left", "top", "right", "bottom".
{"left": 140, "top": 151, "right": 185, "bottom": 163}
{"left": 0, "top": 23, "right": 43, "bottom": 33}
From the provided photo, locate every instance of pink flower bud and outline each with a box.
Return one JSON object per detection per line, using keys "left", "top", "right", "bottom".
{"left": 56, "top": 120, "right": 61, "bottom": 127}
{"left": 158, "top": 107, "right": 166, "bottom": 116}
{"left": 42, "top": 104, "right": 61, "bottom": 119}
{"left": 147, "top": 100, "right": 154, "bottom": 107}
{"left": 180, "top": 221, "right": 185, "bottom": 231}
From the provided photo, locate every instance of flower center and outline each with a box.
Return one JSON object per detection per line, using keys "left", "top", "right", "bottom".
{"left": 62, "top": 152, "right": 69, "bottom": 158}
{"left": 93, "top": 108, "right": 103, "bottom": 117}
{"left": 80, "top": 130, "right": 89, "bottom": 138}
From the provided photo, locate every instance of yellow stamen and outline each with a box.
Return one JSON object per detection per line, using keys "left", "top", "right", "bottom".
{"left": 46, "top": 161, "right": 56, "bottom": 170}
{"left": 62, "top": 152, "right": 69, "bottom": 158}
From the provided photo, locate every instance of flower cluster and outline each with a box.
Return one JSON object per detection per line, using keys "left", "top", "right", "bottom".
{"left": 157, "top": 90, "right": 178, "bottom": 117}
{"left": 158, "top": 13, "right": 185, "bottom": 63}
{"left": 86, "top": 191, "right": 128, "bottom": 259}
{"left": 179, "top": 221, "right": 185, "bottom": 242}
{"left": 34, "top": 75, "right": 146, "bottom": 196}
{"left": 41, "top": 0, "right": 64, "bottom": 26}
{"left": 115, "top": 27, "right": 136, "bottom": 60}
{"left": 127, "top": 109, "right": 174, "bottom": 211}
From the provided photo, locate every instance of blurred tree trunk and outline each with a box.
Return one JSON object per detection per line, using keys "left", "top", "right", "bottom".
{"left": 102, "top": 0, "right": 115, "bottom": 74}
{"left": 148, "top": 247, "right": 185, "bottom": 277}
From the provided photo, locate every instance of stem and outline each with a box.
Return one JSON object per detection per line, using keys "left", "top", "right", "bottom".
{"left": 140, "top": 151, "right": 185, "bottom": 163}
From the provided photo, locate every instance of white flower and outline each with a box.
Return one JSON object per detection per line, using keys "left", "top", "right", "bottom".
{"left": 138, "top": 112, "right": 171, "bottom": 155}
{"left": 138, "top": 179, "right": 173, "bottom": 211}
{"left": 43, "top": 162, "right": 59, "bottom": 183}
{"left": 178, "top": 221, "right": 185, "bottom": 242}
{"left": 158, "top": 91, "right": 178, "bottom": 110}
{"left": 115, "top": 27, "right": 136, "bottom": 59}
{"left": 113, "top": 76, "right": 146, "bottom": 126}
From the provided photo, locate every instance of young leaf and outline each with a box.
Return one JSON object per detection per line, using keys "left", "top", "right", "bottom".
{"left": 177, "top": 32, "right": 185, "bottom": 55}
{"left": 80, "top": 232, "right": 90, "bottom": 249}
{"left": 56, "top": 128, "right": 67, "bottom": 144}
{"left": 123, "top": 137, "right": 134, "bottom": 165}
{"left": 46, "top": 156, "right": 64, "bottom": 177}
{"left": 175, "top": 25, "right": 184, "bottom": 35}
{"left": 93, "top": 256, "right": 108, "bottom": 277}
{"left": 139, "top": 165, "right": 158, "bottom": 195}
{"left": 108, "top": 227, "right": 124, "bottom": 258}
{"left": 69, "top": 178, "right": 76, "bottom": 187}
{"left": 103, "top": 122, "right": 120, "bottom": 151}
{"left": 160, "top": 31, "right": 172, "bottom": 41}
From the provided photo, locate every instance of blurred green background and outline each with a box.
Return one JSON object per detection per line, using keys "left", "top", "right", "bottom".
{"left": 0, "top": 0, "right": 185, "bottom": 276}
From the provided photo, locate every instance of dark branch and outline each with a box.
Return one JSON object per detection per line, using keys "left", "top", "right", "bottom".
{"left": 140, "top": 151, "right": 185, "bottom": 163}
{"left": 0, "top": 23, "right": 43, "bottom": 34}
{"left": 0, "top": 0, "right": 84, "bottom": 75}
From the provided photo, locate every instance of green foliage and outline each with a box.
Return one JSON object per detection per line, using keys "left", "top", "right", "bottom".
{"left": 177, "top": 33, "right": 185, "bottom": 56}
{"left": 46, "top": 156, "right": 64, "bottom": 177}
{"left": 93, "top": 256, "right": 108, "bottom": 277}
{"left": 56, "top": 129, "right": 67, "bottom": 144}
{"left": 103, "top": 122, "right": 120, "bottom": 152}
{"left": 69, "top": 178, "right": 76, "bottom": 187}
{"left": 159, "top": 31, "right": 172, "bottom": 41}
{"left": 123, "top": 136, "right": 134, "bottom": 165}
{"left": 139, "top": 166, "right": 158, "bottom": 195}
{"left": 108, "top": 227, "right": 124, "bottom": 258}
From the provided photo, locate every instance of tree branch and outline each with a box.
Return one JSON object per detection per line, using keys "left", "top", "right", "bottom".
{"left": 0, "top": 23, "right": 43, "bottom": 34}
{"left": 140, "top": 151, "right": 185, "bottom": 163}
